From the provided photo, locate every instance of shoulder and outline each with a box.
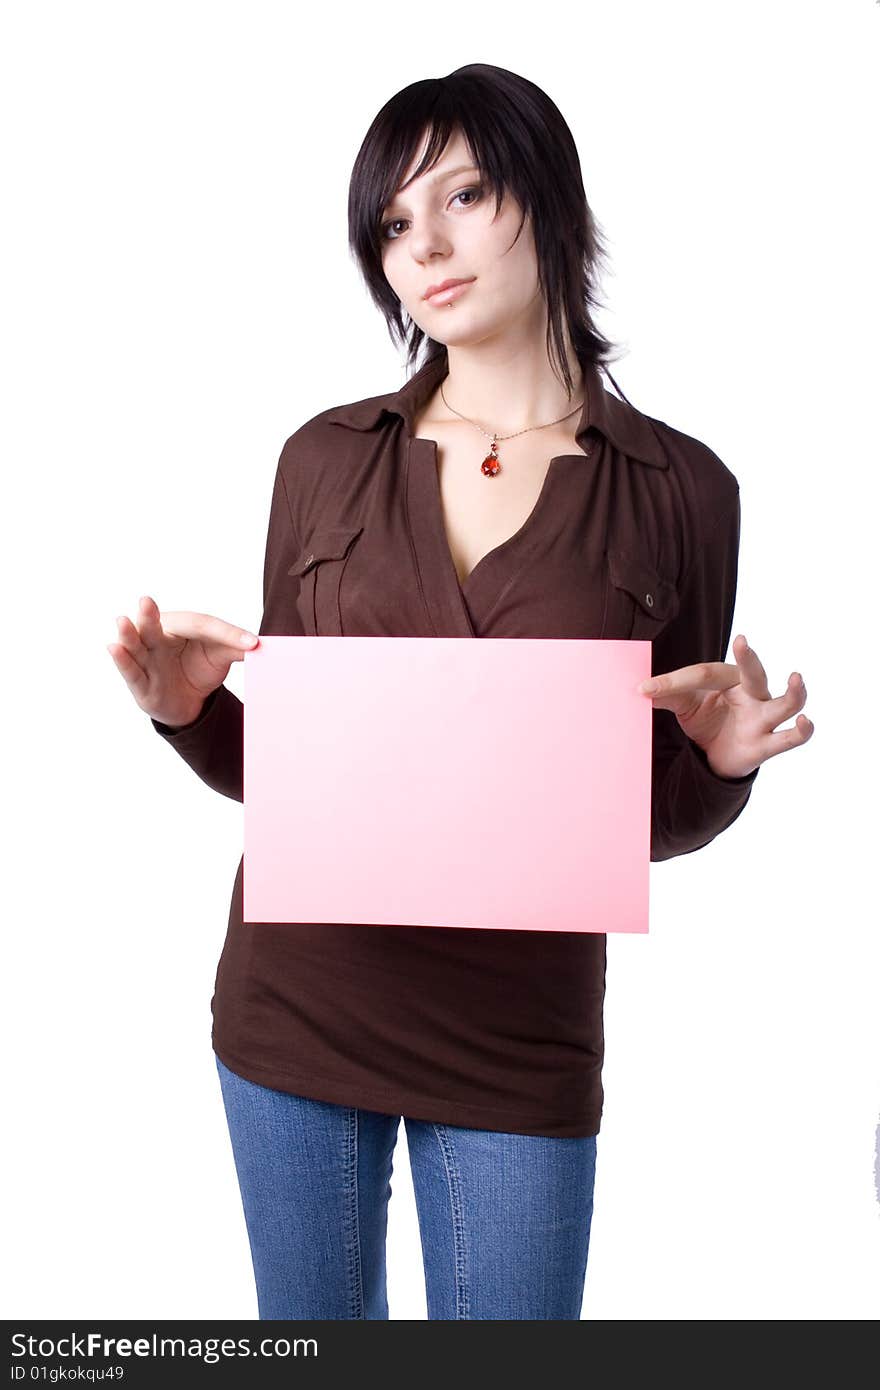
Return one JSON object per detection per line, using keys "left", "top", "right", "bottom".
{"left": 274, "top": 397, "right": 381, "bottom": 490}
{"left": 591, "top": 369, "right": 742, "bottom": 527}
{"left": 646, "top": 412, "right": 741, "bottom": 522}
{"left": 272, "top": 395, "right": 395, "bottom": 538}
{"left": 278, "top": 400, "right": 375, "bottom": 460}
{"left": 612, "top": 397, "right": 745, "bottom": 583}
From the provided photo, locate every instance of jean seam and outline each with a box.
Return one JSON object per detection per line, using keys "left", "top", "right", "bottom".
{"left": 343, "top": 1108, "right": 365, "bottom": 1319}
{"left": 431, "top": 1123, "right": 469, "bottom": 1319}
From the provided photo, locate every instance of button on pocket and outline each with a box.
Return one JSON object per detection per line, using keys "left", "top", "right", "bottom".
{"left": 606, "top": 548, "right": 679, "bottom": 640}
{"left": 288, "top": 525, "right": 364, "bottom": 635}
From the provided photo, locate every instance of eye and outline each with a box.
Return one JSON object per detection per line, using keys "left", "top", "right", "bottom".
{"left": 380, "top": 186, "right": 483, "bottom": 242}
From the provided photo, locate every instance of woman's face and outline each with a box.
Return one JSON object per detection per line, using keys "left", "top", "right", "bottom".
{"left": 379, "top": 127, "right": 544, "bottom": 346}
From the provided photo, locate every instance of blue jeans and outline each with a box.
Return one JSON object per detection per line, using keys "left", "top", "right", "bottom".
{"left": 215, "top": 1054, "right": 598, "bottom": 1320}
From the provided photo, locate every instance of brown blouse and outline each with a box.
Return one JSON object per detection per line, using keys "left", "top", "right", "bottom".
{"left": 151, "top": 350, "right": 759, "bottom": 1138}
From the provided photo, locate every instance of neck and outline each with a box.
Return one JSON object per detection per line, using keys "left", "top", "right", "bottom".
{"left": 438, "top": 337, "right": 585, "bottom": 436}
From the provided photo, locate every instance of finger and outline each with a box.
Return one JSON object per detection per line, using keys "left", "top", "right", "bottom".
{"left": 639, "top": 660, "right": 741, "bottom": 699}
{"left": 157, "top": 608, "right": 260, "bottom": 653}
{"left": 106, "top": 639, "right": 149, "bottom": 694}
{"left": 230, "top": 623, "right": 259, "bottom": 649}
{"left": 753, "top": 711, "right": 815, "bottom": 761}
{"left": 732, "top": 635, "right": 772, "bottom": 699}
{"left": 758, "top": 671, "right": 808, "bottom": 731}
{"left": 210, "top": 617, "right": 260, "bottom": 650}
{"left": 114, "top": 613, "right": 149, "bottom": 662}
{"left": 136, "top": 595, "right": 165, "bottom": 650}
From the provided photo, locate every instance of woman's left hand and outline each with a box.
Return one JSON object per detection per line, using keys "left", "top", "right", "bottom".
{"left": 636, "top": 634, "right": 814, "bottom": 779}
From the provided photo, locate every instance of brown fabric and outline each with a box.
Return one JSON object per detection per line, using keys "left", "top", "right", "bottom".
{"left": 152, "top": 351, "right": 759, "bottom": 1137}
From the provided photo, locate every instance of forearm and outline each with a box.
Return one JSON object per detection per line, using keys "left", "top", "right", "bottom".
{"left": 151, "top": 683, "right": 244, "bottom": 803}
{"left": 650, "top": 711, "right": 758, "bottom": 861}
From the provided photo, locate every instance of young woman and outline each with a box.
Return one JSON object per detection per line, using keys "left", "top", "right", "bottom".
{"left": 107, "top": 64, "right": 812, "bottom": 1320}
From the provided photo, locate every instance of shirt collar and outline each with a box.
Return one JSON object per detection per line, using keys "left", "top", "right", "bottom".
{"left": 324, "top": 351, "right": 669, "bottom": 468}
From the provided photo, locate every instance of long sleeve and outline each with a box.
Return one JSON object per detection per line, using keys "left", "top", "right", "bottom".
{"left": 648, "top": 487, "right": 759, "bottom": 861}
{"left": 150, "top": 442, "right": 304, "bottom": 802}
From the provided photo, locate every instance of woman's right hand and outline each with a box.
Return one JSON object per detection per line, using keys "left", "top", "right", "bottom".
{"left": 107, "top": 595, "right": 259, "bottom": 728}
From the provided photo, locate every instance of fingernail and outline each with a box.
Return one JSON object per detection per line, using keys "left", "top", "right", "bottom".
{"left": 639, "top": 679, "right": 659, "bottom": 694}
{"left": 241, "top": 632, "right": 258, "bottom": 645}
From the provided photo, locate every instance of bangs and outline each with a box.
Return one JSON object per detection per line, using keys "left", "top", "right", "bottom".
{"left": 365, "top": 105, "right": 519, "bottom": 249}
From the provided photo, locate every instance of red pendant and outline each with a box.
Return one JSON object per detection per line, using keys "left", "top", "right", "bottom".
{"left": 481, "top": 438, "right": 501, "bottom": 477}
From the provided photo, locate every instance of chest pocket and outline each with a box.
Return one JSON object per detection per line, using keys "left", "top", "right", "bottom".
{"left": 606, "top": 548, "right": 680, "bottom": 641}
{"left": 287, "top": 524, "right": 363, "bottom": 635}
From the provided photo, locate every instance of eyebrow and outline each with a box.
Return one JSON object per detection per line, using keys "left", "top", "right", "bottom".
{"left": 385, "top": 164, "right": 480, "bottom": 209}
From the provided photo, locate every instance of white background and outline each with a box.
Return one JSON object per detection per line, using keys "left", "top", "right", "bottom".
{"left": 3, "top": 0, "right": 877, "bottom": 1320}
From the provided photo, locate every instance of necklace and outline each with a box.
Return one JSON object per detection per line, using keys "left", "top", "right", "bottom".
{"left": 438, "top": 376, "right": 585, "bottom": 477}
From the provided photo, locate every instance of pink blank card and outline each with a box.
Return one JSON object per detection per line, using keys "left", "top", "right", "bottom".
{"left": 242, "top": 637, "right": 652, "bottom": 933}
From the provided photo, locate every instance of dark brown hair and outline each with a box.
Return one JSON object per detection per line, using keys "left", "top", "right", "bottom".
{"left": 347, "top": 62, "right": 623, "bottom": 399}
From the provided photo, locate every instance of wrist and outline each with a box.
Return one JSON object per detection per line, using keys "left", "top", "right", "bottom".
{"left": 689, "top": 737, "right": 757, "bottom": 782}
{"left": 705, "top": 753, "right": 758, "bottom": 781}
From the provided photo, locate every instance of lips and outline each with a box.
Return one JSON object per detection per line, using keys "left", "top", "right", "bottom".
{"left": 423, "top": 277, "right": 474, "bottom": 301}
{"left": 423, "top": 278, "right": 476, "bottom": 307}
